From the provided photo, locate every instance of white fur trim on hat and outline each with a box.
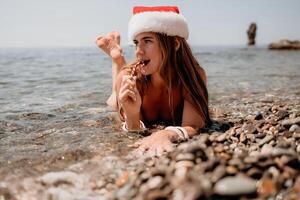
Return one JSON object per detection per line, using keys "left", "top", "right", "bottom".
{"left": 128, "top": 11, "right": 189, "bottom": 42}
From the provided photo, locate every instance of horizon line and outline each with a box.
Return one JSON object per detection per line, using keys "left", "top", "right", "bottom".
{"left": 0, "top": 43, "right": 270, "bottom": 49}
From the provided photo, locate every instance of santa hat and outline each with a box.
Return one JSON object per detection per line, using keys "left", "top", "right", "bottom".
{"left": 128, "top": 6, "right": 189, "bottom": 42}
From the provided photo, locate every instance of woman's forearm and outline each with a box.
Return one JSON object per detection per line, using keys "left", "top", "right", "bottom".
{"left": 184, "top": 126, "right": 199, "bottom": 138}
{"left": 163, "top": 126, "right": 198, "bottom": 143}
{"left": 125, "top": 113, "right": 142, "bottom": 131}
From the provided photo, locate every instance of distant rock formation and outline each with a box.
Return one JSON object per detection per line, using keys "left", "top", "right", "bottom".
{"left": 268, "top": 40, "right": 300, "bottom": 50}
{"left": 247, "top": 23, "right": 257, "bottom": 45}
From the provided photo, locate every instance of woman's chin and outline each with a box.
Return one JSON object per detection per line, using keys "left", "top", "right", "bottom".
{"left": 140, "top": 66, "right": 148, "bottom": 75}
{"left": 140, "top": 69, "right": 148, "bottom": 75}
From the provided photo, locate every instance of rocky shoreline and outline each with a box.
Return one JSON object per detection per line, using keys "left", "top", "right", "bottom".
{"left": 268, "top": 40, "right": 300, "bottom": 50}
{"left": 0, "top": 93, "right": 299, "bottom": 200}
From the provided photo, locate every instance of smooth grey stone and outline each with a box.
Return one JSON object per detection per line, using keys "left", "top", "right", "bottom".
{"left": 44, "top": 188, "right": 72, "bottom": 200}
{"left": 258, "top": 135, "right": 273, "bottom": 147}
{"left": 272, "top": 148, "right": 296, "bottom": 156}
{"left": 260, "top": 144, "right": 273, "bottom": 156}
{"left": 282, "top": 117, "right": 300, "bottom": 127}
{"left": 214, "top": 174, "right": 257, "bottom": 195}
{"left": 39, "top": 171, "right": 86, "bottom": 187}
{"left": 289, "top": 124, "right": 300, "bottom": 132}
{"left": 175, "top": 153, "right": 195, "bottom": 161}
{"left": 297, "top": 144, "right": 300, "bottom": 153}
{"left": 147, "top": 176, "right": 164, "bottom": 189}
{"left": 211, "top": 165, "right": 226, "bottom": 182}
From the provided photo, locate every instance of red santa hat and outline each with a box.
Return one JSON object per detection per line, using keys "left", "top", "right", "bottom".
{"left": 128, "top": 6, "right": 189, "bottom": 42}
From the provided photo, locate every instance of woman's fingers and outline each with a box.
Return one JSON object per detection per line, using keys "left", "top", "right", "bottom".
{"left": 119, "top": 76, "right": 138, "bottom": 100}
{"left": 128, "top": 143, "right": 139, "bottom": 148}
{"left": 131, "top": 140, "right": 174, "bottom": 158}
{"left": 128, "top": 140, "right": 142, "bottom": 148}
{"left": 120, "top": 76, "right": 136, "bottom": 92}
{"left": 155, "top": 147, "right": 164, "bottom": 157}
{"left": 148, "top": 146, "right": 169, "bottom": 157}
{"left": 121, "top": 75, "right": 136, "bottom": 85}
{"left": 119, "top": 89, "right": 137, "bottom": 102}
{"left": 120, "top": 81, "right": 135, "bottom": 92}
{"left": 133, "top": 145, "right": 149, "bottom": 156}
{"left": 164, "top": 144, "right": 175, "bottom": 152}
{"left": 147, "top": 148, "right": 157, "bottom": 158}
{"left": 134, "top": 139, "right": 142, "bottom": 146}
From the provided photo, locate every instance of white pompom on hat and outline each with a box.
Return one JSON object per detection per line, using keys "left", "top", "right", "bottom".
{"left": 128, "top": 6, "right": 189, "bottom": 42}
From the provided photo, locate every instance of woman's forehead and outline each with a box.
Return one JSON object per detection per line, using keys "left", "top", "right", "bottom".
{"left": 134, "top": 32, "right": 156, "bottom": 40}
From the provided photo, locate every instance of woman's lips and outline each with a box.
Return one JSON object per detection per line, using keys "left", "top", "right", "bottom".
{"left": 140, "top": 59, "right": 150, "bottom": 66}
{"left": 144, "top": 60, "right": 150, "bottom": 65}
{"left": 139, "top": 60, "right": 150, "bottom": 73}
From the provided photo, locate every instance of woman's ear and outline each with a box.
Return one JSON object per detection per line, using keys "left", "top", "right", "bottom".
{"left": 175, "top": 37, "right": 180, "bottom": 51}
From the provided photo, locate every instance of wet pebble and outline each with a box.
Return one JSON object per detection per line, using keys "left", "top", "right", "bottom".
{"left": 175, "top": 153, "right": 195, "bottom": 161}
{"left": 115, "top": 171, "right": 129, "bottom": 187}
{"left": 258, "top": 135, "right": 274, "bottom": 147}
{"left": 257, "top": 178, "right": 277, "bottom": 197}
{"left": 282, "top": 117, "right": 300, "bottom": 127}
{"left": 39, "top": 171, "right": 86, "bottom": 187}
{"left": 254, "top": 111, "right": 263, "bottom": 120}
{"left": 44, "top": 187, "right": 72, "bottom": 200}
{"left": 216, "top": 133, "right": 227, "bottom": 142}
{"left": 147, "top": 176, "right": 164, "bottom": 189}
{"left": 214, "top": 174, "right": 257, "bottom": 195}
{"left": 174, "top": 160, "right": 194, "bottom": 169}
{"left": 211, "top": 165, "right": 226, "bottom": 182}
{"left": 20, "top": 112, "right": 56, "bottom": 120}
{"left": 260, "top": 144, "right": 273, "bottom": 156}
{"left": 272, "top": 147, "right": 296, "bottom": 156}
{"left": 297, "top": 144, "right": 300, "bottom": 153}
{"left": 82, "top": 120, "right": 102, "bottom": 127}
{"left": 289, "top": 124, "right": 300, "bottom": 132}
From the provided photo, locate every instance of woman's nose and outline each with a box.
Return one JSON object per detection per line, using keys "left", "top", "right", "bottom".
{"left": 135, "top": 45, "right": 144, "bottom": 56}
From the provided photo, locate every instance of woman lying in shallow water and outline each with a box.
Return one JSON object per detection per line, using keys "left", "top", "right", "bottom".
{"left": 96, "top": 6, "right": 211, "bottom": 157}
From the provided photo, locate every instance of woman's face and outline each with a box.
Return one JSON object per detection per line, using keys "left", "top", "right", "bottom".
{"left": 133, "top": 32, "right": 162, "bottom": 76}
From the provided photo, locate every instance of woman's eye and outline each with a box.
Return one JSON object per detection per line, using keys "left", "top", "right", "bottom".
{"left": 145, "top": 40, "right": 152, "bottom": 43}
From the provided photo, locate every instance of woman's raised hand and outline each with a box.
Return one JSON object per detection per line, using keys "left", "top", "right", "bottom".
{"left": 118, "top": 75, "right": 141, "bottom": 117}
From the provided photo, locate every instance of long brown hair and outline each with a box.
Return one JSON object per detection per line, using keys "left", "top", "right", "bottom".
{"left": 156, "top": 33, "right": 211, "bottom": 126}
{"left": 123, "top": 33, "right": 211, "bottom": 127}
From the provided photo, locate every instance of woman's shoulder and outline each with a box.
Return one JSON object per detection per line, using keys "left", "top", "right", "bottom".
{"left": 182, "top": 66, "right": 207, "bottom": 97}
{"left": 196, "top": 66, "right": 207, "bottom": 85}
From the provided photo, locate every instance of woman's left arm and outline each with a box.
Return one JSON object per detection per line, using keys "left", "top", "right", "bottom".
{"left": 132, "top": 100, "right": 205, "bottom": 157}
{"left": 181, "top": 99, "right": 205, "bottom": 138}
{"left": 180, "top": 67, "right": 207, "bottom": 136}
{"left": 133, "top": 68, "right": 207, "bottom": 157}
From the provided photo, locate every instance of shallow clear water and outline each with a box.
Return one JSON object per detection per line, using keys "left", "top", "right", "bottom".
{"left": 194, "top": 46, "right": 300, "bottom": 99}
{"left": 0, "top": 46, "right": 299, "bottom": 118}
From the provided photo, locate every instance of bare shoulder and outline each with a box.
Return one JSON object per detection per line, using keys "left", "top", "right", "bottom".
{"left": 182, "top": 66, "right": 207, "bottom": 99}
{"left": 196, "top": 66, "right": 207, "bottom": 85}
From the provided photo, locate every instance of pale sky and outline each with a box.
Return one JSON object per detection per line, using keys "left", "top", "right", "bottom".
{"left": 0, "top": 0, "right": 299, "bottom": 47}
